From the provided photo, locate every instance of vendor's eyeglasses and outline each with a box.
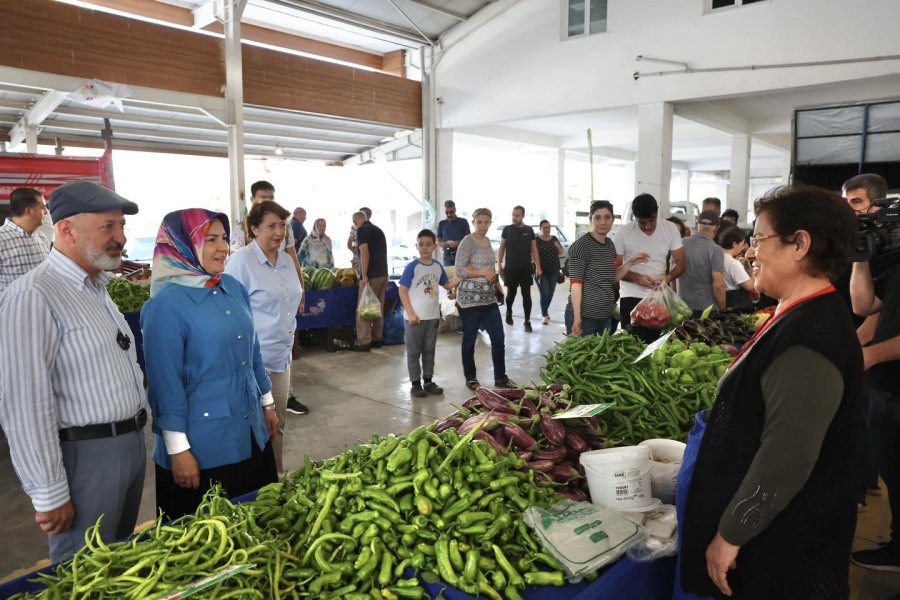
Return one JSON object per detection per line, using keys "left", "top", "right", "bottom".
{"left": 748, "top": 233, "right": 777, "bottom": 249}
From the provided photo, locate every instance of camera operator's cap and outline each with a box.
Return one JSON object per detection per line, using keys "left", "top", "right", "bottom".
{"left": 697, "top": 210, "right": 720, "bottom": 227}
{"left": 49, "top": 180, "right": 139, "bottom": 224}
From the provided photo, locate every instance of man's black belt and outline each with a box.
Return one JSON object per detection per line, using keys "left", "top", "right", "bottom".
{"left": 59, "top": 409, "right": 148, "bottom": 442}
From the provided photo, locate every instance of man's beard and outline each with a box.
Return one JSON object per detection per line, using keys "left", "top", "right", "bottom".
{"left": 86, "top": 243, "right": 124, "bottom": 271}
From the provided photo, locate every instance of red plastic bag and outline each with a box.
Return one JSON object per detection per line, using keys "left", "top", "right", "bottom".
{"left": 630, "top": 283, "right": 693, "bottom": 329}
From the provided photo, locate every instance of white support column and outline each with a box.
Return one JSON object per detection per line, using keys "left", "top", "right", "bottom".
{"left": 557, "top": 148, "right": 566, "bottom": 229}
{"left": 435, "top": 128, "right": 453, "bottom": 226}
{"left": 781, "top": 153, "right": 792, "bottom": 186}
{"left": 635, "top": 102, "right": 674, "bottom": 216}
{"left": 25, "top": 125, "right": 38, "bottom": 153}
{"left": 223, "top": 0, "right": 247, "bottom": 228}
{"left": 728, "top": 134, "right": 751, "bottom": 217}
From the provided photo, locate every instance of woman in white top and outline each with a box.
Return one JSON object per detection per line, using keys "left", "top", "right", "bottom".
{"left": 717, "top": 226, "right": 759, "bottom": 311}
{"left": 225, "top": 200, "right": 303, "bottom": 474}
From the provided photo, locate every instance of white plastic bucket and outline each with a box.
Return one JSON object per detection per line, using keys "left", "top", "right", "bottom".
{"left": 580, "top": 446, "right": 654, "bottom": 511}
{"left": 638, "top": 439, "right": 686, "bottom": 505}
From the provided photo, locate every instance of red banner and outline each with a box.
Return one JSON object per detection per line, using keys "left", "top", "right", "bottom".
{"left": 0, "top": 153, "right": 113, "bottom": 202}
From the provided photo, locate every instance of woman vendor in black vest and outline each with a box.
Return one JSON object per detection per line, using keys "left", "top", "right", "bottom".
{"left": 680, "top": 185, "right": 864, "bottom": 599}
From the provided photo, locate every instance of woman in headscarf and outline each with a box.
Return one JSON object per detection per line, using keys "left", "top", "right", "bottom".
{"left": 298, "top": 217, "right": 334, "bottom": 269}
{"left": 141, "top": 209, "right": 278, "bottom": 520}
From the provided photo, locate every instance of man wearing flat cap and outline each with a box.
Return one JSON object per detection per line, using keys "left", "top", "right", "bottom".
{"left": 0, "top": 180, "right": 147, "bottom": 563}
{"left": 677, "top": 210, "right": 726, "bottom": 316}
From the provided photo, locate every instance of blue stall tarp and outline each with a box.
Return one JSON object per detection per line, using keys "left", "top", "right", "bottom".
{"left": 297, "top": 282, "right": 398, "bottom": 330}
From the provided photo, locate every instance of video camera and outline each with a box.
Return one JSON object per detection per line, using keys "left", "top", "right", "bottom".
{"left": 855, "top": 197, "right": 900, "bottom": 262}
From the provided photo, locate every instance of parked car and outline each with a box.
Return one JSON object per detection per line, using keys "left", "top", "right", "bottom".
{"left": 488, "top": 224, "right": 571, "bottom": 272}
{"left": 388, "top": 238, "right": 418, "bottom": 278}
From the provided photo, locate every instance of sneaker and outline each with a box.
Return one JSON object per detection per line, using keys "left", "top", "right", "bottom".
{"left": 542, "top": 316, "right": 549, "bottom": 325}
{"left": 286, "top": 398, "right": 309, "bottom": 415}
{"left": 851, "top": 544, "right": 900, "bottom": 573}
{"left": 505, "top": 313, "right": 513, "bottom": 325}
{"left": 351, "top": 345, "right": 371, "bottom": 352}
{"left": 465, "top": 380, "right": 480, "bottom": 390}
{"left": 423, "top": 382, "right": 444, "bottom": 395}
{"left": 410, "top": 385, "right": 427, "bottom": 398}
{"left": 494, "top": 379, "right": 516, "bottom": 389}
{"left": 524, "top": 321, "right": 533, "bottom": 333}
{"left": 371, "top": 340, "right": 384, "bottom": 349}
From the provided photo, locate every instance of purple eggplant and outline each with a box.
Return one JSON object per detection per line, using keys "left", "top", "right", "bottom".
{"left": 475, "top": 387, "right": 518, "bottom": 414}
{"left": 519, "top": 398, "right": 539, "bottom": 417}
{"left": 558, "top": 487, "right": 589, "bottom": 502}
{"left": 525, "top": 460, "right": 555, "bottom": 473}
{"left": 472, "top": 430, "right": 506, "bottom": 453}
{"left": 434, "top": 418, "right": 462, "bottom": 433}
{"left": 459, "top": 411, "right": 512, "bottom": 435}
{"left": 564, "top": 430, "right": 589, "bottom": 454}
{"left": 485, "top": 387, "right": 526, "bottom": 401}
{"left": 581, "top": 416, "right": 600, "bottom": 430}
{"left": 462, "top": 396, "right": 484, "bottom": 409}
{"left": 546, "top": 384, "right": 564, "bottom": 393}
{"left": 549, "top": 464, "right": 582, "bottom": 483}
{"left": 531, "top": 446, "right": 567, "bottom": 462}
{"left": 517, "top": 450, "right": 533, "bottom": 462}
{"left": 502, "top": 423, "right": 538, "bottom": 451}
{"left": 493, "top": 426, "right": 511, "bottom": 448}
{"left": 539, "top": 413, "right": 567, "bottom": 447}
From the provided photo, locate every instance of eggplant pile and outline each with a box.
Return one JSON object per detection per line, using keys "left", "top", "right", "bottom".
{"left": 670, "top": 312, "right": 755, "bottom": 347}
{"left": 435, "top": 385, "right": 603, "bottom": 501}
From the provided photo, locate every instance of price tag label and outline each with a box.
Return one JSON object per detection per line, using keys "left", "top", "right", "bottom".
{"left": 632, "top": 330, "right": 675, "bottom": 364}
{"left": 554, "top": 403, "right": 615, "bottom": 419}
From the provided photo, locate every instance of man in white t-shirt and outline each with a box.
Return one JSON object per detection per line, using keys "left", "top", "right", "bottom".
{"left": 613, "top": 193, "right": 687, "bottom": 342}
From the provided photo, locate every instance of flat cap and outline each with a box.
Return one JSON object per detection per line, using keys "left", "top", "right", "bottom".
{"left": 50, "top": 180, "right": 138, "bottom": 223}
{"left": 697, "top": 210, "right": 720, "bottom": 227}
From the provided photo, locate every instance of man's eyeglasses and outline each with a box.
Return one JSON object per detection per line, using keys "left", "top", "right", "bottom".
{"left": 748, "top": 233, "right": 778, "bottom": 249}
{"left": 117, "top": 330, "right": 131, "bottom": 351}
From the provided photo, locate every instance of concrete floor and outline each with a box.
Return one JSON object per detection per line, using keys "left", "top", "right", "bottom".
{"left": 2, "top": 289, "right": 900, "bottom": 597}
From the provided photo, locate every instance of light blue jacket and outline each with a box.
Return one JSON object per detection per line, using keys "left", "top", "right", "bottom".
{"left": 141, "top": 274, "right": 272, "bottom": 470}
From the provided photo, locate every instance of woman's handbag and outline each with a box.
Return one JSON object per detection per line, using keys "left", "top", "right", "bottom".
{"left": 557, "top": 271, "right": 566, "bottom": 284}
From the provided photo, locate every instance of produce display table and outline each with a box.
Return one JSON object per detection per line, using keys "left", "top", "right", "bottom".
{"left": 0, "top": 545, "right": 674, "bottom": 600}
{"left": 297, "top": 282, "right": 398, "bottom": 330}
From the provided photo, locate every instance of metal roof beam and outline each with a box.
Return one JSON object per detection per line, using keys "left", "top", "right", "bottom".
{"left": 40, "top": 121, "right": 350, "bottom": 159}
{"left": 264, "top": 0, "right": 434, "bottom": 47}
{"left": 52, "top": 106, "right": 374, "bottom": 148}
{"left": 401, "top": 0, "right": 467, "bottom": 21}
{"left": 8, "top": 90, "right": 65, "bottom": 149}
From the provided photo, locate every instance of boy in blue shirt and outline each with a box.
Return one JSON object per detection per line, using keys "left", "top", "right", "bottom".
{"left": 399, "top": 229, "right": 460, "bottom": 398}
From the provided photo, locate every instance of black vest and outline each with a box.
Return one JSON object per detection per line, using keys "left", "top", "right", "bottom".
{"left": 681, "top": 292, "right": 863, "bottom": 600}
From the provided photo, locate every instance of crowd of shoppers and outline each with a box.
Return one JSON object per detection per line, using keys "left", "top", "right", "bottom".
{"left": 2, "top": 174, "right": 898, "bottom": 600}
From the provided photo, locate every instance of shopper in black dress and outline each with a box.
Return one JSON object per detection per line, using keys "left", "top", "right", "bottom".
{"left": 680, "top": 186, "right": 863, "bottom": 599}
{"left": 535, "top": 220, "right": 563, "bottom": 324}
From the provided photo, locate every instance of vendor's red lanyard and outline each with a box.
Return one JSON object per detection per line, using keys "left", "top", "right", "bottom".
{"left": 729, "top": 285, "right": 836, "bottom": 367}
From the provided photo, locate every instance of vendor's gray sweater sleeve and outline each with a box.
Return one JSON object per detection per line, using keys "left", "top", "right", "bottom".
{"left": 717, "top": 345, "right": 843, "bottom": 546}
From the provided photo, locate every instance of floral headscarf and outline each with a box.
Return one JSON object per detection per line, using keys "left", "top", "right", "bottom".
{"left": 150, "top": 208, "right": 230, "bottom": 296}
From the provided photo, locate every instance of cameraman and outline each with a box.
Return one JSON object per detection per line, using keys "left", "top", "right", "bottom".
{"left": 850, "top": 248, "right": 900, "bottom": 572}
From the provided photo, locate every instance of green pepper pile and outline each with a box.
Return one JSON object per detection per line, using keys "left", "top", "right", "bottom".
{"left": 541, "top": 330, "right": 729, "bottom": 445}
{"left": 14, "top": 425, "right": 571, "bottom": 599}
{"left": 106, "top": 278, "right": 151, "bottom": 313}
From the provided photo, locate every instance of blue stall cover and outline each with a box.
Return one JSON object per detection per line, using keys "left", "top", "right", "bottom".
{"left": 298, "top": 283, "right": 398, "bottom": 330}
